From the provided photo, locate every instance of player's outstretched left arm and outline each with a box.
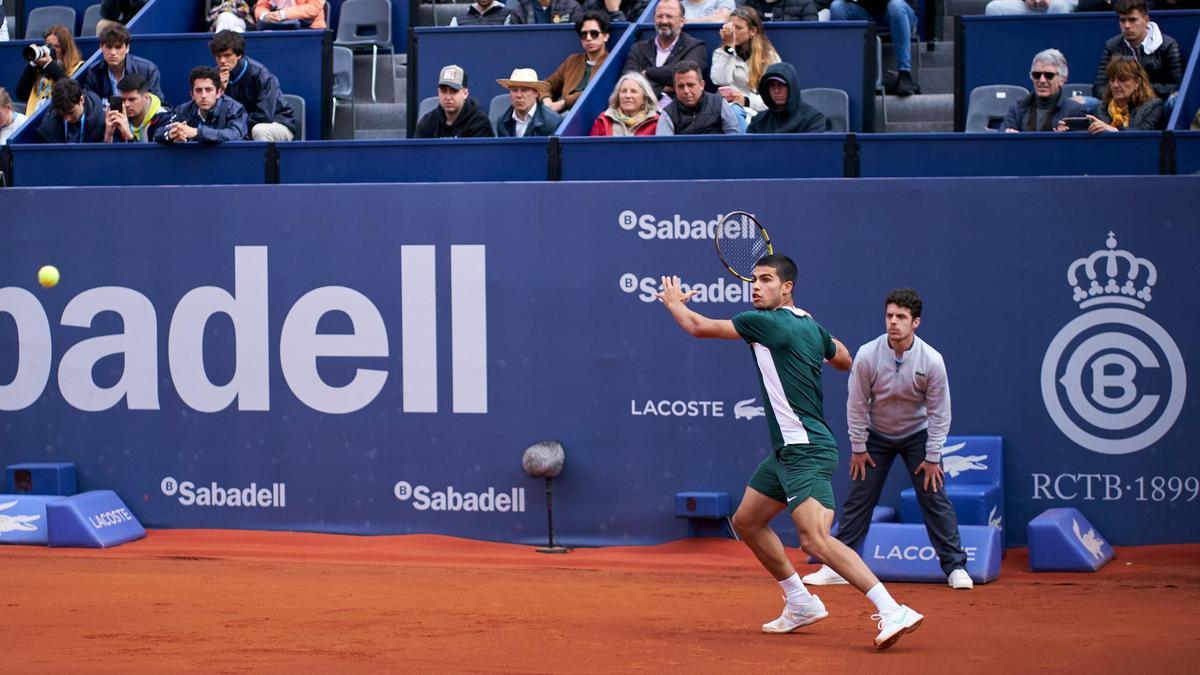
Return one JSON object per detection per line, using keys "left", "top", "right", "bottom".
{"left": 828, "top": 338, "right": 852, "bottom": 371}
{"left": 657, "top": 275, "right": 740, "bottom": 340}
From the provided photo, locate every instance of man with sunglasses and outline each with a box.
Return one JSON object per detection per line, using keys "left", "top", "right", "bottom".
{"left": 542, "top": 11, "right": 611, "bottom": 114}
{"left": 1000, "top": 48, "right": 1088, "bottom": 132}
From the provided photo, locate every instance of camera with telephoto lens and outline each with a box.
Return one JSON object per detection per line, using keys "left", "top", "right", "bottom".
{"left": 22, "top": 44, "right": 57, "bottom": 62}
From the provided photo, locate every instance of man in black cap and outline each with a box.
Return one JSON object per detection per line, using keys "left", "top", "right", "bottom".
{"left": 415, "top": 64, "right": 495, "bottom": 138}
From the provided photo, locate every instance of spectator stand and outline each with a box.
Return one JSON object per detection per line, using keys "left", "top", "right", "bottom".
{"left": 275, "top": 136, "right": 548, "bottom": 183}
{"left": 4, "top": 141, "right": 271, "bottom": 185}
{"left": 954, "top": 11, "right": 1200, "bottom": 131}
{"left": 6, "top": 30, "right": 331, "bottom": 143}
{"left": 856, "top": 131, "right": 1164, "bottom": 177}
{"left": 406, "top": 23, "right": 625, "bottom": 137}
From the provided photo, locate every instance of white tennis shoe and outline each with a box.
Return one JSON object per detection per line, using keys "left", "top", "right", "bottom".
{"left": 948, "top": 568, "right": 974, "bottom": 589}
{"left": 801, "top": 565, "right": 849, "bottom": 586}
{"left": 762, "top": 595, "right": 829, "bottom": 634}
{"left": 873, "top": 605, "right": 924, "bottom": 650}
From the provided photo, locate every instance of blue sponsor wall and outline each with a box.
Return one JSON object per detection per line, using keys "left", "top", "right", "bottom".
{"left": 0, "top": 177, "right": 1197, "bottom": 547}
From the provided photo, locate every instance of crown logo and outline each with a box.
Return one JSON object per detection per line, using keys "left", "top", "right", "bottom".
{"left": 1068, "top": 232, "right": 1156, "bottom": 310}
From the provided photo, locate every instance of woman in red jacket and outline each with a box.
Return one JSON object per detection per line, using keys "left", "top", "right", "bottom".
{"left": 590, "top": 72, "right": 659, "bottom": 137}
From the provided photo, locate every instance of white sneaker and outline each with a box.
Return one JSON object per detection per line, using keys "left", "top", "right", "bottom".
{"left": 762, "top": 595, "right": 829, "bottom": 634}
{"left": 872, "top": 605, "right": 924, "bottom": 650}
{"left": 801, "top": 565, "right": 849, "bottom": 586}
{"left": 948, "top": 568, "right": 974, "bottom": 590}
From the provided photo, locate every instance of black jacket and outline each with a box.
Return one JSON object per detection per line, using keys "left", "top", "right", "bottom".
{"left": 459, "top": 3, "right": 518, "bottom": 25}
{"left": 154, "top": 96, "right": 249, "bottom": 144}
{"left": 1095, "top": 97, "right": 1165, "bottom": 131}
{"left": 415, "top": 97, "right": 496, "bottom": 138}
{"left": 222, "top": 57, "right": 296, "bottom": 136}
{"left": 38, "top": 90, "right": 107, "bottom": 143}
{"left": 999, "top": 90, "right": 1089, "bottom": 132}
{"left": 512, "top": 0, "right": 582, "bottom": 24}
{"left": 748, "top": 63, "right": 828, "bottom": 133}
{"left": 624, "top": 32, "right": 710, "bottom": 98}
{"left": 81, "top": 54, "right": 165, "bottom": 101}
{"left": 738, "top": 0, "right": 819, "bottom": 21}
{"left": 1094, "top": 32, "right": 1183, "bottom": 101}
{"left": 15, "top": 60, "right": 70, "bottom": 104}
{"left": 497, "top": 104, "right": 563, "bottom": 137}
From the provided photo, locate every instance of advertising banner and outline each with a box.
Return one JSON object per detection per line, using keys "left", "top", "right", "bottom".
{"left": 1, "top": 177, "right": 1196, "bottom": 546}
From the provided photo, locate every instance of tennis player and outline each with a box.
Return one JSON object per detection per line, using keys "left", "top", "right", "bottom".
{"left": 657, "top": 255, "right": 924, "bottom": 650}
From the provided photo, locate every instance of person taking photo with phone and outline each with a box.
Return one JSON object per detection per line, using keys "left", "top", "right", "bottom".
{"left": 104, "top": 73, "right": 172, "bottom": 143}
{"left": 999, "top": 48, "right": 1089, "bottom": 132}
{"left": 1070, "top": 56, "right": 1164, "bottom": 133}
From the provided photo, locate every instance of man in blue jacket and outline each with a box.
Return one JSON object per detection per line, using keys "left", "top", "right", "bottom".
{"left": 38, "top": 79, "right": 106, "bottom": 143}
{"left": 210, "top": 30, "right": 297, "bottom": 141}
{"left": 156, "top": 66, "right": 248, "bottom": 145}
{"left": 82, "top": 24, "right": 164, "bottom": 102}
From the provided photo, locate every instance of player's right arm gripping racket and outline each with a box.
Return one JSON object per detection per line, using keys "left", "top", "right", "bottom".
{"left": 714, "top": 211, "right": 773, "bottom": 282}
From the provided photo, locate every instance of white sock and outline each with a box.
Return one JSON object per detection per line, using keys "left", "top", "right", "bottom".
{"left": 866, "top": 583, "right": 900, "bottom": 614}
{"left": 779, "top": 573, "right": 812, "bottom": 605}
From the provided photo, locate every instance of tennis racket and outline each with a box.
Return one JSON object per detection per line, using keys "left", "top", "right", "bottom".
{"left": 714, "top": 211, "right": 773, "bottom": 282}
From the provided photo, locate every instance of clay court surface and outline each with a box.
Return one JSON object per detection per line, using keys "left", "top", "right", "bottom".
{"left": 1, "top": 532, "right": 1196, "bottom": 673}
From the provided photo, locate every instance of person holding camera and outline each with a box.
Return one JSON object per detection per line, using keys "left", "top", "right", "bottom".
{"left": 0, "top": 87, "right": 28, "bottom": 145}
{"left": 155, "top": 66, "right": 248, "bottom": 145}
{"left": 15, "top": 25, "right": 84, "bottom": 113}
{"left": 104, "top": 73, "right": 171, "bottom": 143}
{"left": 999, "top": 48, "right": 1089, "bottom": 132}
{"left": 37, "top": 79, "right": 106, "bottom": 143}
{"left": 711, "top": 7, "right": 779, "bottom": 130}
{"left": 82, "top": 25, "right": 164, "bottom": 102}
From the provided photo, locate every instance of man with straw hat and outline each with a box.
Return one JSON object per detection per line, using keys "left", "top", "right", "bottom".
{"left": 495, "top": 68, "right": 563, "bottom": 137}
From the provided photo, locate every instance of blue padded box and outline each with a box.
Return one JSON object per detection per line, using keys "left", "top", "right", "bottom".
{"left": 0, "top": 494, "right": 64, "bottom": 545}
{"left": 675, "top": 491, "right": 733, "bottom": 538}
{"left": 1027, "top": 508, "right": 1114, "bottom": 572}
{"left": 6, "top": 462, "right": 77, "bottom": 496}
{"left": 861, "top": 523, "right": 1002, "bottom": 584}
{"left": 46, "top": 490, "right": 145, "bottom": 548}
{"left": 675, "top": 491, "right": 731, "bottom": 518}
{"left": 900, "top": 436, "right": 1004, "bottom": 530}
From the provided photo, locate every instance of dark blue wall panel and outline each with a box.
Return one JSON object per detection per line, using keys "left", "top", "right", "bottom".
{"left": 275, "top": 137, "right": 548, "bottom": 182}
{"left": 1, "top": 177, "right": 1197, "bottom": 547}
{"left": 558, "top": 135, "right": 846, "bottom": 179}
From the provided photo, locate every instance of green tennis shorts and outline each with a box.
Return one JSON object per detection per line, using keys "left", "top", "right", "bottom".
{"left": 747, "top": 443, "right": 838, "bottom": 511}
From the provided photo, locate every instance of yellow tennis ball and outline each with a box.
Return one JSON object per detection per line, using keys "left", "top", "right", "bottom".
{"left": 38, "top": 265, "right": 60, "bottom": 288}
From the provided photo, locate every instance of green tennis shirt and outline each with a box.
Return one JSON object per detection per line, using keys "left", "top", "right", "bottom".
{"left": 732, "top": 306, "right": 839, "bottom": 450}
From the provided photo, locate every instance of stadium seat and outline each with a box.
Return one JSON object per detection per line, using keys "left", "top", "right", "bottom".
{"left": 900, "top": 436, "right": 1004, "bottom": 530}
{"left": 81, "top": 3, "right": 101, "bottom": 36}
{"left": 417, "top": 95, "right": 439, "bottom": 121}
{"left": 332, "top": 45, "right": 355, "bottom": 130}
{"left": 25, "top": 5, "right": 76, "bottom": 39}
{"left": 965, "top": 85, "right": 1028, "bottom": 132}
{"left": 488, "top": 93, "right": 509, "bottom": 134}
{"left": 283, "top": 94, "right": 306, "bottom": 140}
{"left": 800, "top": 87, "right": 849, "bottom": 132}
{"left": 335, "top": 0, "right": 394, "bottom": 103}
{"left": 1063, "top": 82, "right": 1093, "bottom": 99}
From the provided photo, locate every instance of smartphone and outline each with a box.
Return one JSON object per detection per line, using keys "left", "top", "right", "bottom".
{"left": 109, "top": 96, "right": 124, "bottom": 112}
{"left": 1061, "top": 116, "right": 1090, "bottom": 131}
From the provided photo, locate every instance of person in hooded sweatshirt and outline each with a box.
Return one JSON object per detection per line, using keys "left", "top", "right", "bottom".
{"left": 415, "top": 65, "right": 495, "bottom": 139}
{"left": 747, "top": 62, "right": 828, "bottom": 134}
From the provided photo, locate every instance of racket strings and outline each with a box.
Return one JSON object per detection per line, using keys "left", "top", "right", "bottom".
{"left": 717, "top": 214, "right": 770, "bottom": 280}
